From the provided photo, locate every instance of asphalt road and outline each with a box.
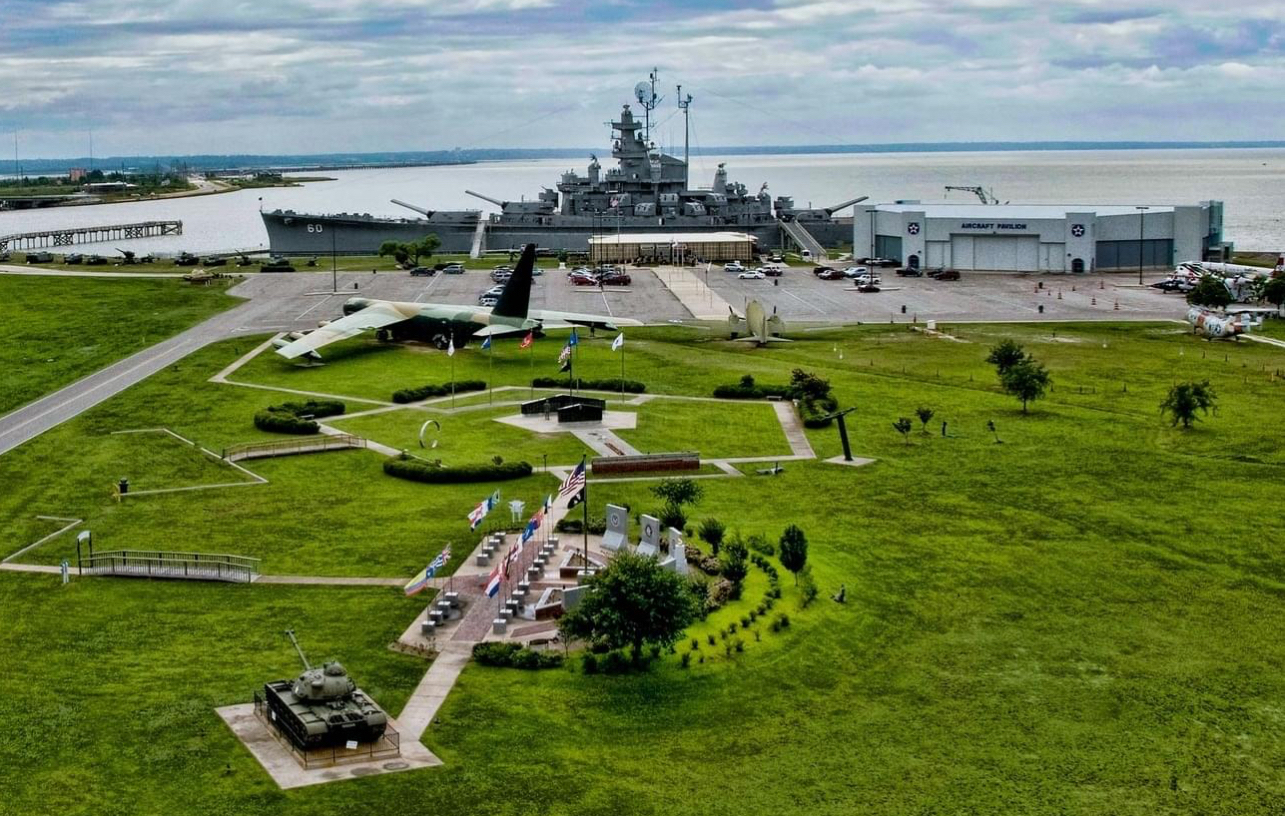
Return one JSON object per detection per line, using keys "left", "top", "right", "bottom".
{"left": 0, "top": 264, "right": 1189, "bottom": 457}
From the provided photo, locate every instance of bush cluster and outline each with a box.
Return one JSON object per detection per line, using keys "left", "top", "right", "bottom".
{"left": 712, "top": 374, "right": 793, "bottom": 400}
{"left": 253, "top": 399, "right": 346, "bottom": 435}
{"left": 472, "top": 641, "right": 563, "bottom": 670}
{"left": 554, "top": 516, "right": 607, "bottom": 535}
{"left": 532, "top": 377, "right": 645, "bottom": 393}
{"left": 384, "top": 455, "right": 533, "bottom": 484}
{"left": 392, "top": 380, "right": 486, "bottom": 404}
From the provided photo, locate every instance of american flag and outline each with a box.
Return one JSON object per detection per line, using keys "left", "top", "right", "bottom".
{"left": 559, "top": 461, "right": 586, "bottom": 499}
{"left": 520, "top": 331, "right": 534, "bottom": 349}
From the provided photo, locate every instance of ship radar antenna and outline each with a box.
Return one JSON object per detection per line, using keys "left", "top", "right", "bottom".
{"left": 677, "top": 84, "right": 693, "bottom": 189}
{"left": 635, "top": 68, "right": 663, "bottom": 147}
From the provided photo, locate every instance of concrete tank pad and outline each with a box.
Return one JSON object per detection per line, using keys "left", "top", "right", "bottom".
{"left": 494, "top": 410, "right": 637, "bottom": 434}
{"left": 216, "top": 703, "right": 442, "bottom": 789}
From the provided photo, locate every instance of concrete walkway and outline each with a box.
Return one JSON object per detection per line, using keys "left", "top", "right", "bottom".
{"left": 255, "top": 574, "right": 404, "bottom": 586}
{"left": 397, "top": 642, "right": 474, "bottom": 741}
{"left": 570, "top": 427, "right": 642, "bottom": 457}
{"left": 771, "top": 401, "right": 816, "bottom": 459}
{"left": 654, "top": 266, "right": 735, "bottom": 320}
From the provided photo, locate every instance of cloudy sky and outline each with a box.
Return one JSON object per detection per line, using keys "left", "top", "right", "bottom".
{"left": 3, "top": 0, "right": 1282, "bottom": 158}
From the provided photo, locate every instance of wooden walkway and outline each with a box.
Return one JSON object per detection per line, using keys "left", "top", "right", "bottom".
{"left": 80, "top": 550, "right": 260, "bottom": 583}
{"left": 0, "top": 220, "right": 182, "bottom": 251}
{"left": 223, "top": 433, "right": 366, "bottom": 462}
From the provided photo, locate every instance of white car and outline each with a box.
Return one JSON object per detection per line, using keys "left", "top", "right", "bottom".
{"left": 724, "top": 261, "right": 746, "bottom": 273}
{"left": 841, "top": 265, "right": 869, "bottom": 278}
{"left": 738, "top": 270, "right": 766, "bottom": 280}
{"left": 853, "top": 272, "right": 882, "bottom": 286}
{"left": 478, "top": 294, "right": 500, "bottom": 307}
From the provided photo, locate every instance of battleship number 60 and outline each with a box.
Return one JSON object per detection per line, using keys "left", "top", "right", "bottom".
{"left": 307, "top": 223, "right": 324, "bottom": 233}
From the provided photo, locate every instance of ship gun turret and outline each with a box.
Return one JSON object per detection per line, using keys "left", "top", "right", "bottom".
{"left": 825, "top": 195, "right": 869, "bottom": 214}
{"left": 465, "top": 189, "right": 506, "bottom": 208}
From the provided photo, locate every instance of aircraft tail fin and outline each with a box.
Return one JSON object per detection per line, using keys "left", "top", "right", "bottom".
{"left": 493, "top": 244, "right": 536, "bottom": 318}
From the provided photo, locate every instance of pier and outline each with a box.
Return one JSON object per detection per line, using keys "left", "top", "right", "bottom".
{"left": 0, "top": 220, "right": 182, "bottom": 252}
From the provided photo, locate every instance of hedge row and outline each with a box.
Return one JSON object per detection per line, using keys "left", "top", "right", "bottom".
{"left": 532, "top": 377, "right": 646, "bottom": 393}
{"left": 472, "top": 642, "right": 563, "bottom": 670}
{"left": 800, "top": 396, "right": 838, "bottom": 428}
{"left": 253, "top": 399, "right": 346, "bottom": 435}
{"left": 392, "top": 380, "right": 486, "bottom": 404}
{"left": 711, "top": 383, "right": 792, "bottom": 400}
{"left": 383, "top": 455, "right": 533, "bottom": 484}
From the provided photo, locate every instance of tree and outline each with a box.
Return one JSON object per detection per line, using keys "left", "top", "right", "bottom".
{"left": 778, "top": 524, "right": 808, "bottom": 584}
{"left": 651, "top": 477, "right": 703, "bottom": 531}
{"left": 378, "top": 233, "right": 441, "bottom": 268}
{"left": 1262, "top": 276, "right": 1285, "bottom": 313}
{"left": 1000, "top": 359, "right": 1051, "bottom": 413}
{"left": 986, "top": 339, "right": 1028, "bottom": 375}
{"left": 1161, "top": 380, "right": 1217, "bottom": 428}
{"left": 697, "top": 517, "right": 726, "bottom": 557}
{"left": 557, "top": 552, "right": 698, "bottom": 659}
{"left": 789, "top": 368, "right": 832, "bottom": 401}
{"left": 721, "top": 536, "right": 749, "bottom": 585}
{"left": 1187, "top": 276, "right": 1233, "bottom": 309}
{"left": 915, "top": 406, "right": 935, "bottom": 433}
{"left": 892, "top": 417, "right": 913, "bottom": 445}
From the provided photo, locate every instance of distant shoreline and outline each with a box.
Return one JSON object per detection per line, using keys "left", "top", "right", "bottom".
{"left": 8, "top": 141, "right": 1285, "bottom": 177}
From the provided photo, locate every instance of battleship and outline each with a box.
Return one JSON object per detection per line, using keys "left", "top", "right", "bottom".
{"left": 261, "top": 75, "right": 862, "bottom": 258}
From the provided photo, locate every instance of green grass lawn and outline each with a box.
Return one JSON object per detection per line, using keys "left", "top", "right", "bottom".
{"left": 3, "top": 319, "right": 1285, "bottom": 813}
{"left": 616, "top": 398, "right": 791, "bottom": 458}
{"left": 0, "top": 275, "right": 240, "bottom": 414}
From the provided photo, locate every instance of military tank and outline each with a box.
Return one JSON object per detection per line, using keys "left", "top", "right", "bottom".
{"left": 262, "top": 630, "right": 388, "bottom": 751}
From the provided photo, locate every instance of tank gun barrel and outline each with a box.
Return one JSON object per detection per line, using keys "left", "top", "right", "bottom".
{"left": 284, "top": 629, "right": 312, "bottom": 670}
{"left": 825, "top": 195, "right": 868, "bottom": 214}
{"left": 465, "top": 189, "right": 506, "bottom": 208}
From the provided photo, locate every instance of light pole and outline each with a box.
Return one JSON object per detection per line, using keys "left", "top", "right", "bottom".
{"left": 1135, "top": 206, "right": 1150, "bottom": 285}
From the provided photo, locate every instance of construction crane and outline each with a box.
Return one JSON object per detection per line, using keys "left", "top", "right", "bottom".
{"left": 944, "top": 185, "right": 1006, "bottom": 205}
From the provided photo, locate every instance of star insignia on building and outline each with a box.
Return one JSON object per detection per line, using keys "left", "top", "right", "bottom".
{"left": 1071, "top": 224, "right": 1086, "bottom": 237}
{"left": 907, "top": 222, "right": 920, "bottom": 235}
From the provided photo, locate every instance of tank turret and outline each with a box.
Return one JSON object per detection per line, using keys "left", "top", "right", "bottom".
{"left": 262, "top": 630, "right": 388, "bottom": 751}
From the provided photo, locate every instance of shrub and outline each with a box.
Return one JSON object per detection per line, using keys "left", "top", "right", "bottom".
{"left": 707, "top": 634, "right": 716, "bottom": 647}
{"left": 740, "top": 615, "right": 751, "bottom": 628}
{"left": 680, "top": 652, "right": 691, "bottom": 668}
{"left": 555, "top": 516, "right": 607, "bottom": 535}
{"left": 392, "top": 380, "right": 485, "bottom": 404}
{"left": 728, "top": 622, "right": 738, "bottom": 634}
{"left": 472, "top": 641, "right": 563, "bottom": 670}
{"left": 690, "top": 638, "right": 699, "bottom": 651}
{"left": 253, "top": 398, "right": 346, "bottom": 435}
{"left": 659, "top": 505, "right": 686, "bottom": 532}
{"left": 777, "top": 613, "right": 791, "bottom": 629}
{"left": 582, "top": 652, "right": 599, "bottom": 674}
{"left": 754, "top": 630, "right": 761, "bottom": 642}
{"left": 734, "top": 638, "right": 745, "bottom": 653}
{"left": 798, "top": 565, "right": 819, "bottom": 608}
{"left": 747, "top": 533, "right": 774, "bottom": 557}
{"left": 384, "top": 455, "right": 533, "bottom": 484}
{"left": 532, "top": 377, "right": 645, "bottom": 393}
{"left": 600, "top": 650, "right": 630, "bottom": 674}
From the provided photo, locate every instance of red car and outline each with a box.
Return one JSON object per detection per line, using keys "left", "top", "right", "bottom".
{"left": 570, "top": 273, "right": 599, "bottom": 286}
{"left": 817, "top": 268, "right": 844, "bottom": 280}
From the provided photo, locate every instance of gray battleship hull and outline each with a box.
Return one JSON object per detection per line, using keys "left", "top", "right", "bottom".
{"left": 261, "top": 210, "right": 851, "bottom": 256}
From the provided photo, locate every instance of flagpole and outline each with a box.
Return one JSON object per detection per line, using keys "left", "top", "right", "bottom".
{"left": 620, "top": 338, "right": 625, "bottom": 398}
{"left": 450, "top": 343, "right": 456, "bottom": 409}
{"left": 581, "top": 454, "right": 589, "bottom": 572}
{"left": 529, "top": 338, "right": 534, "bottom": 400}
{"left": 488, "top": 339, "right": 493, "bottom": 406}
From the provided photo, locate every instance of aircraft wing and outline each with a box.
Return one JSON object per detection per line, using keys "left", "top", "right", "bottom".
{"left": 274, "top": 301, "right": 412, "bottom": 359}
{"left": 530, "top": 309, "right": 642, "bottom": 331}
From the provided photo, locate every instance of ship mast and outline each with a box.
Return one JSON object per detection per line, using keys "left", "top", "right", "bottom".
{"left": 677, "top": 85, "right": 692, "bottom": 190}
{"left": 635, "top": 68, "right": 662, "bottom": 148}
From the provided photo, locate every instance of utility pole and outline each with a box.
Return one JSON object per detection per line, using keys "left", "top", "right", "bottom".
{"left": 1135, "top": 206, "right": 1150, "bottom": 285}
{"left": 677, "top": 85, "right": 692, "bottom": 190}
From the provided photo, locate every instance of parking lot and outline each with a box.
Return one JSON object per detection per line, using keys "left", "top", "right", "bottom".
{"left": 688, "top": 263, "right": 1190, "bottom": 325}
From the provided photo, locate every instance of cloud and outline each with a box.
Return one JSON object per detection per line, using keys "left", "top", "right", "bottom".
{"left": 2, "top": 0, "right": 1282, "bottom": 156}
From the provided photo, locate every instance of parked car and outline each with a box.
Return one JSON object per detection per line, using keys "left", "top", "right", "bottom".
{"left": 738, "top": 270, "right": 766, "bottom": 280}
{"left": 762, "top": 265, "right": 783, "bottom": 277}
{"left": 769, "top": 252, "right": 784, "bottom": 262}
{"left": 600, "top": 272, "right": 631, "bottom": 286}
{"left": 531, "top": 266, "right": 544, "bottom": 276}
{"left": 934, "top": 269, "right": 961, "bottom": 281}
{"left": 856, "top": 283, "right": 881, "bottom": 293}
{"left": 410, "top": 266, "right": 435, "bottom": 277}
{"left": 478, "top": 295, "right": 500, "bottom": 307}
{"left": 570, "top": 273, "right": 600, "bottom": 286}
{"left": 841, "top": 266, "right": 869, "bottom": 278}
{"left": 724, "top": 261, "right": 745, "bottom": 273}
{"left": 490, "top": 270, "right": 512, "bottom": 283}
{"left": 817, "top": 268, "right": 845, "bottom": 280}
{"left": 483, "top": 284, "right": 506, "bottom": 297}
{"left": 853, "top": 272, "right": 881, "bottom": 286}
{"left": 441, "top": 263, "right": 465, "bottom": 275}
{"left": 895, "top": 266, "right": 923, "bottom": 277}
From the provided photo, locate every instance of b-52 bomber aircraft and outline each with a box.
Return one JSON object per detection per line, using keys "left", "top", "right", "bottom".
{"left": 274, "top": 244, "right": 638, "bottom": 360}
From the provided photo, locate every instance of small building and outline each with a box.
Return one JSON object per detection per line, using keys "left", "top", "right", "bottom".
{"left": 68, "top": 168, "right": 87, "bottom": 182}
{"left": 853, "top": 201, "right": 1224, "bottom": 273}
{"left": 588, "top": 231, "right": 757, "bottom": 264}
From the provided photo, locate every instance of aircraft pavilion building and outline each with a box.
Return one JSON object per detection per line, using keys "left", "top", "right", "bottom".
{"left": 853, "top": 201, "right": 1224, "bottom": 273}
